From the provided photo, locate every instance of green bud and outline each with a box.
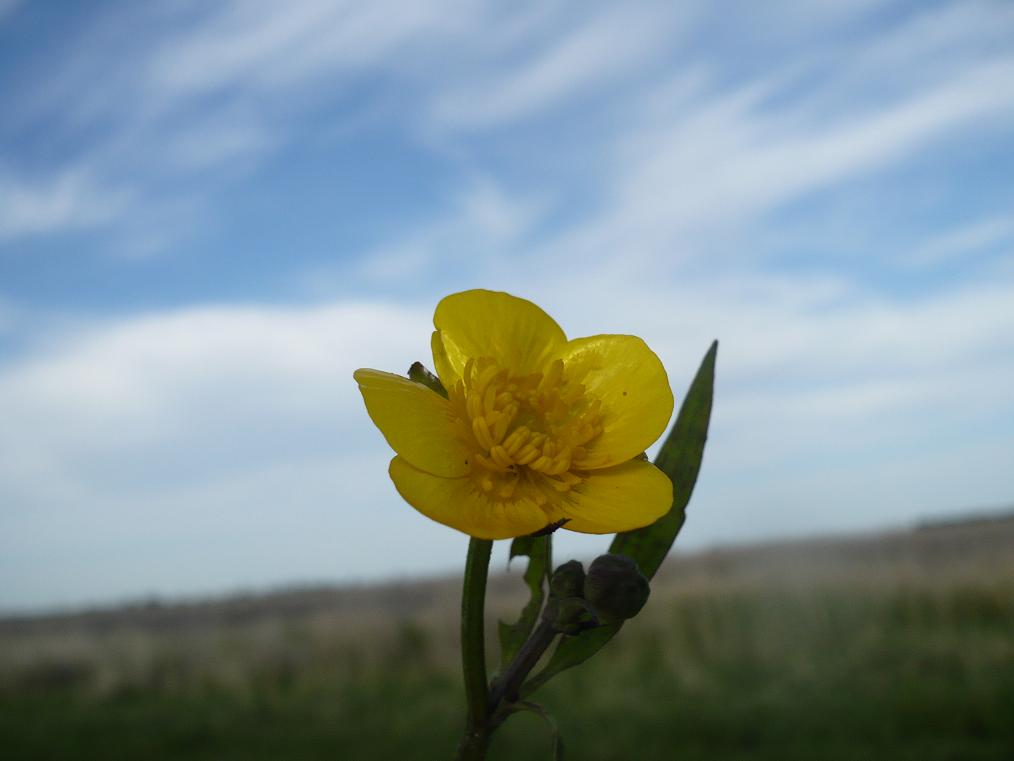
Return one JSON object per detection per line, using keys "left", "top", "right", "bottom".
{"left": 584, "top": 554, "right": 650, "bottom": 623}
{"left": 550, "top": 560, "right": 585, "bottom": 599}
{"left": 407, "top": 362, "right": 447, "bottom": 398}
{"left": 544, "top": 596, "right": 598, "bottom": 636}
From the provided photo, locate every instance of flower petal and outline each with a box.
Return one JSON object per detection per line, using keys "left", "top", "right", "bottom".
{"left": 354, "top": 369, "right": 470, "bottom": 477}
{"left": 560, "top": 335, "right": 674, "bottom": 468}
{"left": 431, "top": 330, "right": 456, "bottom": 390}
{"left": 432, "top": 290, "right": 567, "bottom": 386}
{"left": 560, "top": 459, "right": 673, "bottom": 534}
{"left": 389, "top": 456, "right": 554, "bottom": 539}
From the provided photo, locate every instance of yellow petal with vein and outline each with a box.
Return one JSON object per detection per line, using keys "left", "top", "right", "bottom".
{"left": 432, "top": 289, "right": 566, "bottom": 386}
{"left": 389, "top": 457, "right": 554, "bottom": 539}
{"left": 560, "top": 334, "right": 673, "bottom": 468}
{"left": 354, "top": 369, "right": 469, "bottom": 477}
{"left": 559, "top": 459, "right": 673, "bottom": 534}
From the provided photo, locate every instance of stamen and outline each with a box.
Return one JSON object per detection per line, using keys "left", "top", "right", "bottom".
{"left": 547, "top": 447, "right": 572, "bottom": 475}
{"left": 498, "top": 478, "right": 518, "bottom": 499}
{"left": 455, "top": 354, "right": 608, "bottom": 504}
{"left": 475, "top": 363, "right": 500, "bottom": 395}
{"left": 531, "top": 455, "right": 553, "bottom": 472}
{"left": 466, "top": 393, "right": 483, "bottom": 421}
{"left": 472, "top": 417, "right": 494, "bottom": 450}
{"left": 483, "top": 384, "right": 497, "bottom": 416}
{"left": 573, "top": 451, "right": 610, "bottom": 469}
{"left": 491, "top": 404, "right": 515, "bottom": 443}
{"left": 515, "top": 445, "right": 540, "bottom": 465}
{"left": 474, "top": 453, "right": 501, "bottom": 472}
{"left": 489, "top": 445, "right": 513, "bottom": 468}
{"left": 502, "top": 426, "right": 530, "bottom": 456}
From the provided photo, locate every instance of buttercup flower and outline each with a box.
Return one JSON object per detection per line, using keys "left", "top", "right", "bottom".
{"left": 354, "top": 290, "right": 675, "bottom": 539}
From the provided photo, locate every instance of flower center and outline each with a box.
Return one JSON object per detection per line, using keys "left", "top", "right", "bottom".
{"left": 448, "top": 356, "right": 606, "bottom": 503}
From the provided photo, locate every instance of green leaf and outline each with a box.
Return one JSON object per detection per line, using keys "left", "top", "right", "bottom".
{"left": 519, "top": 623, "right": 619, "bottom": 697}
{"left": 497, "top": 534, "right": 551, "bottom": 672}
{"left": 610, "top": 339, "right": 718, "bottom": 577}
{"left": 520, "top": 340, "right": 717, "bottom": 696}
{"left": 407, "top": 361, "right": 447, "bottom": 398}
{"left": 504, "top": 701, "right": 565, "bottom": 761}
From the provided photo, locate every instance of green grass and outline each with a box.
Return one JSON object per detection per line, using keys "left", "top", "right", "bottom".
{"left": 3, "top": 578, "right": 1013, "bottom": 760}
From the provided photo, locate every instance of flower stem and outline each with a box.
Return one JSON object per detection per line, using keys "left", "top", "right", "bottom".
{"left": 456, "top": 538, "right": 493, "bottom": 760}
{"left": 488, "top": 618, "right": 557, "bottom": 710}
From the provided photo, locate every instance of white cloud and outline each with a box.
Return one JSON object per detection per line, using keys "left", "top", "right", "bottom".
{"left": 163, "top": 116, "right": 276, "bottom": 172}
{"left": 572, "top": 55, "right": 1014, "bottom": 269}
{"left": 459, "top": 179, "right": 543, "bottom": 241}
{"left": 8, "top": 0, "right": 1011, "bottom": 252}
{"left": 3, "top": 265, "right": 1014, "bottom": 609}
{"left": 144, "top": 2, "right": 348, "bottom": 100}
{"left": 2, "top": 1, "right": 476, "bottom": 244}
{"left": 0, "top": 299, "right": 442, "bottom": 607}
{"left": 903, "top": 214, "right": 1014, "bottom": 268}
{"left": 0, "top": 301, "right": 430, "bottom": 480}
{"left": 429, "top": 5, "right": 684, "bottom": 130}
{"left": 344, "top": 176, "right": 545, "bottom": 288}
{"left": 0, "top": 170, "right": 132, "bottom": 241}
{"left": 4, "top": 0, "right": 1014, "bottom": 610}
{"left": 5, "top": 0, "right": 536, "bottom": 250}
{"left": 144, "top": 0, "right": 476, "bottom": 103}
{"left": 839, "top": 0, "right": 1014, "bottom": 93}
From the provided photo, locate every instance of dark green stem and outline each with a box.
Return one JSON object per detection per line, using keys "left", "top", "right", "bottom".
{"left": 488, "top": 618, "right": 557, "bottom": 713}
{"left": 456, "top": 538, "right": 493, "bottom": 760}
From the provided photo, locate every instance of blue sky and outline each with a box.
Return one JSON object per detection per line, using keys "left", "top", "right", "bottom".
{"left": 2, "top": 0, "right": 1013, "bottom": 612}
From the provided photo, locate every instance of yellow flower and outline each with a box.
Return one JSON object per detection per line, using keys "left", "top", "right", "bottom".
{"left": 354, "top": 289, "right": 675, "bottom": 539}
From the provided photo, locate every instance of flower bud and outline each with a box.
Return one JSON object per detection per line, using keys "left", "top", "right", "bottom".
{"left": 550, "top": 559, "right": 585, "bottom": 599}
{"left": 544, "top": 596, "right": 598, "bottom": 636}
{"left": 407, "top": 361, "right": 447, "bottom": 398}
{"left": 583, "top": 554, "right": 650, "bottom": 623}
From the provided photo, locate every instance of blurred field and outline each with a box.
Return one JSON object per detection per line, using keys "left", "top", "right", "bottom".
{"left": 2, "top": 513, "right": 1013, "bottom": 760}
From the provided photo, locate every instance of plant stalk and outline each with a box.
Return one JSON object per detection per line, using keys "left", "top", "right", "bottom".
{"left": 488, "top": 618, "right": 557, "bottom": 713}
{"left": 456, "top": 538, "right": 493, "bottom": 760}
